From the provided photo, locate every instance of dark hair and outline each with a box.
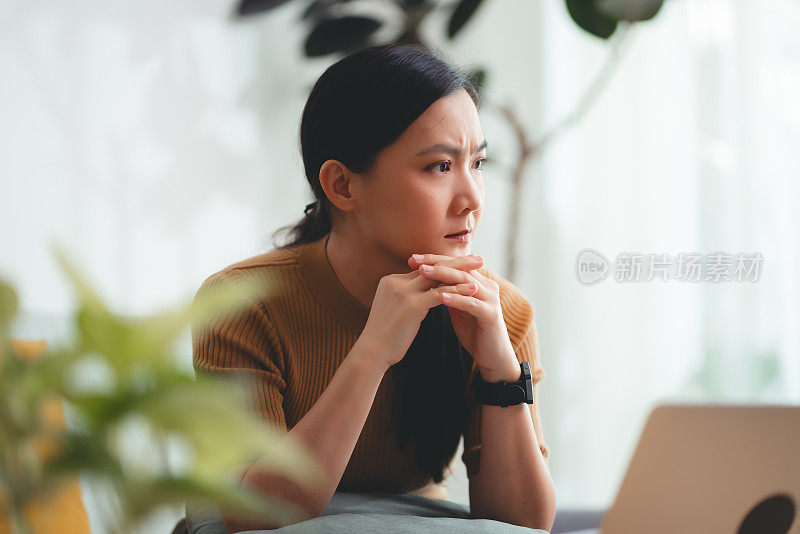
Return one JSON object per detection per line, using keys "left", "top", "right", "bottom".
{"left": 271, "top": 42, "right": 481, "bottom": 249}
{"left": 272, "top": 43, "right": 481, "bottom": 483}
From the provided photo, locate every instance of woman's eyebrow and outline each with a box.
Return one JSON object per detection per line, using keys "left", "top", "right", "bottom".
{"left": 415, "top": 139, "right": 488, "bottom": 157}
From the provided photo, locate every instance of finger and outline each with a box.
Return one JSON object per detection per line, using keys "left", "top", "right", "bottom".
{"left": 408, "top": 254, "right": 453, "bottom": 270}
{"left": 441, "top": 281, "right": 480, "bottom": 296}
{"left": 409, "top": 253, "right": 455, "bottom": 265}
{"left": 418, "top": 263, "right": 481, "bottom": 287}
{"left": 408, "top": 270, "right": 449, "bottom": 291}
{"left": 438, "top": 291, "right": 492, "bottom": 320}
{"left": 409, "top": 253, "right": 481, "bottom": 266}
{"left": 469, "top": 268, "right": 497, "bottom": 289}
{"left": 421, "top": 264, "right": 492, "bottom": 301}
{"left": 409, "top": 253, "right": 483, "bottom": 269}
{"left": 464, "top": 270, "right": 496, "bottom": 303}
{"left": 423, "top": 282, "right": 479, "bottom": 308}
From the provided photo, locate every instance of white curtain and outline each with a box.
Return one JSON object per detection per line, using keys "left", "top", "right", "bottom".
{"left": 2, "top": 0, "right": 798, "bottom": 529}
{"left": 521, "top": 0, "right": 800, "bottom": 508}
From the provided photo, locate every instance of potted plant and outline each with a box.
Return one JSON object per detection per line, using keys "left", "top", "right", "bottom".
{"left": 0, "top": 248, "right": 323, "bottom": 534}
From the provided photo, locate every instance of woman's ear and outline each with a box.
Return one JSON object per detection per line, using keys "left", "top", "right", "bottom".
{"left": 319, "top": 159, "right": 359, "bottom": 213}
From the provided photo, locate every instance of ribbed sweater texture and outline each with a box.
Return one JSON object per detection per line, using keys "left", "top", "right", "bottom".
{"left": 191, "top": 233, "right": 549, "bottom": 501}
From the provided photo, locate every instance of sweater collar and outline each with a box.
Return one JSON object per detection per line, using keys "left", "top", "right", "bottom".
{"left": 298, "top": 233, "right": 371, "bottom": 334}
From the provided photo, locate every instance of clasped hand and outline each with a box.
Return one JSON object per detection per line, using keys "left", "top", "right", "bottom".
{"left": 408, "top": 253, "right": 520, "bottom": 382}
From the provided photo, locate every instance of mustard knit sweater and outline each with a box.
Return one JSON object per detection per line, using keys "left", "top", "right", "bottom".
{"left": 191, "top": 234, "right": 549, "bottom": 501}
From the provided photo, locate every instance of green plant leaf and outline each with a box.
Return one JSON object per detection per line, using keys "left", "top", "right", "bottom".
{"left": 235, "top": 0, "right": 295, "bottom": 17}
{"left": 596, "top": 0, "right": 664, "bottom": 22}
{"left": 301, "top": 0, "right": 352, "bottom": 21}
{"left": 187, "top": 273, "right": 268, "bottom": 338}
{"left": 304, "top": 16, "right": 382, "bottom": 57}
{"left": 565, "top": 0, "right": 618, "bottom": 39}
{"left": 52, "top": 245, "right": 110, "bottom": 317}
{"left": 447, "top": 0, "right": 484, "bottom": 39}
{"left": 63, "top": 390, "right": 143, "bottom": 431}
{"left": 1, "top": 247, "right": 322, "bottom": 533}
{"left": 43, "top": 432, "right": 124, "bottom": 480}
{"left": 132, "top": 377, "right": 323, "bottom": 486}
{"left": 55, "top": 243, "right": 264, "bottom": 377}
{"left": 0, "top": 277, "right": 17, "bottom": 330}
{"left": 122, "top": 474, "right": 311, "bottom": 531}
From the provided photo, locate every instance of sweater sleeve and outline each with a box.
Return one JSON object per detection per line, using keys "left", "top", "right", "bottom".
{"left": 461, "top": 271, "right": 549, "bottom": 479}
{"left": 191, "top": 270, "right": 288, "bottom": 437}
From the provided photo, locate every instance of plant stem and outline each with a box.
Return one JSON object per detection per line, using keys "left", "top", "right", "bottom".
{"left": 536, "top": 22, "right": 634, "bottom": 154}
{"left": 10, "top": 502, "right": 32, "bottom": 534}
{"left": 499, "top": 21, "right": 635, "bottom": 280}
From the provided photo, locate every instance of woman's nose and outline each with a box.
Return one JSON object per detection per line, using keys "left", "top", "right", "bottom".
{"left": 454, "top": 166, "right": 483, "bottom": 213}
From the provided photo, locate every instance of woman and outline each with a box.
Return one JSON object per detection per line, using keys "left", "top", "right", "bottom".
{"left": 192, "top": 43, "right": 554, "bottom": 532}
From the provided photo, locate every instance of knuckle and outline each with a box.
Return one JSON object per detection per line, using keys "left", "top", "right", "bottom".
{"left": 378, "top": 275, "right": 393, "bottom": 291}
{"left": 436, "top": 286, "right": 454, "bottom": 298}
{"left": 382, "top": 274, "right": 403, "bottom": 293}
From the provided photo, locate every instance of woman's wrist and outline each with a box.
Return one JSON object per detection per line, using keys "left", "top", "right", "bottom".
{"left": 478, "top": 349, "right": 521, "bottom": 383}
{"left": 348, "top": 336, "right": 392, "bottom": 376}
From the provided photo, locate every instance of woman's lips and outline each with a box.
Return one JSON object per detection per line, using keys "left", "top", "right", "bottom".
{"left": 445, "top": 230, "right": 471, "bottom": 242}
{"left": 445, "top": 229, "right": 470, "bottom": 237}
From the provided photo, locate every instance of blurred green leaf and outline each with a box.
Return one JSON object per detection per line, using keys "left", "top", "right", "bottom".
{"left": 447, "top": 0, "right": 484, "bottom": 39}
{"left": 133, "top": 376, "right": 323, "bottom": 485}
{"left": 0, "top": 277, "right": 17, "bottom": 331}
{"left": 301, "top": 0, "right": 352, "bottom": 21}
{"left": 304, "top": 16, "right": 382, "bottom": 57}
{"left": 565, "top": 0, "right": 618, "bottom": 39}
{"left": 236, "top": 0, "right": 295, "bottom": 17}
{"left": 1, "top": 245, "right": 321, "bottom": 534}
{"left": 62, "top": 390, "right": 145, "bottom": 431}
{"left": 56, "top": 246, "right": 264, "bottom": 377}
{"left": 596, "top": 0, "right": 663, "bottom": 22}
{"left": 122, "top": 474, "right": 311, "bottom": 531}
{"left": 750, "top": 351, "right": 780, "bottom": 398}
{"left": 53, "top": 245, "right": 109, "bottom": 317}
{"left": 43, "top": 432, "right": 123, "bottom": 480}
{"left": 187, "top": 273, "right": 267, "bottom": 335}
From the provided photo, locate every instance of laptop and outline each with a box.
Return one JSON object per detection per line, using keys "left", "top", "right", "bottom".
{"left": 588, "top": 404, "right": 800, "bottom": 534}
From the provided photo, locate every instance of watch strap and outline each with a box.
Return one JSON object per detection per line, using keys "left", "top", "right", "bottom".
{"left": 473, "top": 361, "right": 534, "bottom": 407}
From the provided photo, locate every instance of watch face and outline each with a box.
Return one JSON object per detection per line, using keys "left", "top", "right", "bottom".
{"left": 507, "top": 384, "right": 527, "bottom": 405}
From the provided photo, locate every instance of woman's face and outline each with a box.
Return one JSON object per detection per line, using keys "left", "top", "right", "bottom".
{"left": 354, "top": 88, "right": 486, "bottom": 261}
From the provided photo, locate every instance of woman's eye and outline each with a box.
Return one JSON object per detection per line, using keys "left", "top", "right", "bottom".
{"left": 426, "top": 158, "right": 487, "bottom": 174}
{"left": 427, "top": 161, "right": 451, "bottom": 173}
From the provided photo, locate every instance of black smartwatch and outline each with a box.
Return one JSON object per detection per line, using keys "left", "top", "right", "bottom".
{"left": 473, "top": 361, "right": 534, "bottom": 407}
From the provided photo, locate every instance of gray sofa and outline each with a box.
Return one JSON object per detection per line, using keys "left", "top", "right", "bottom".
{"left": 172, "top": 492, "right": 605, "bottom": 533}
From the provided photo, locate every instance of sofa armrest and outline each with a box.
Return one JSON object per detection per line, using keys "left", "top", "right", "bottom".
{"left": 550, "top": 508, "right": 607, "bottom": 533}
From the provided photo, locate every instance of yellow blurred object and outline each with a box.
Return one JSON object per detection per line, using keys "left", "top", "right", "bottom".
{"left": 0, "top": 339, "right": 92, "bottom": 534}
